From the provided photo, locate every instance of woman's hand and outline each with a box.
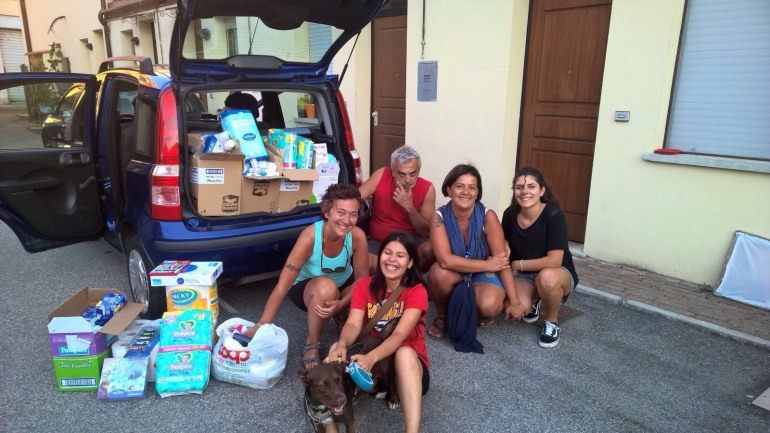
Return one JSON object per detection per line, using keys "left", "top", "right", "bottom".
{"left": 325, "top": 342, "right": 348, "bottom": 363}
{"left": 349, "top": 352, "right": 378, "bottom": 372}
{"left": 242, "top": 323, "right": 261, "bottom": 338}
{"left": 485, "top": 251, "right": 512, "bottom": 272}
{"left": 504, "top": 302, "right": 527, "bottom": 321}
{"left": 314, "top": 299, "right": 339, "bottom": 319}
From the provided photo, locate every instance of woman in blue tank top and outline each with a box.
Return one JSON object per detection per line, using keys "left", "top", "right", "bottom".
{"left": 243, "top": 184, "right": 369, "bottom": 369}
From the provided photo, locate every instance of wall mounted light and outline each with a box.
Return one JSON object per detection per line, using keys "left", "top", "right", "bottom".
{"left": 198, "top": 28, "right": 211, "bottom": 40}
{"left": 130, "top": 36, "right": 140, "bottom": 46}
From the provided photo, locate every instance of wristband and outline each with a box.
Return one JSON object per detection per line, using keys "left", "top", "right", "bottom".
{"left": 519, "top": 260, "right": 524, "bottom": 272}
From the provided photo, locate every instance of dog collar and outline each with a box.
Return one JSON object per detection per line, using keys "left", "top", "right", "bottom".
{"left": 304, "top": 391, "right": 333, "bottom": 427}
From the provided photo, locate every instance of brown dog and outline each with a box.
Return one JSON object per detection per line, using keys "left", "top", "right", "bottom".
{"left": 299, "top": 318, "right": 402, "bottom": 432}
{"left": 299, "top": 361, "right": 357, "bottom": 433}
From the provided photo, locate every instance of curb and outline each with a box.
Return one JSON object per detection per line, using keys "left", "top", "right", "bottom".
{"left": 575, "top": 284, "right": 770, "bottom": 350}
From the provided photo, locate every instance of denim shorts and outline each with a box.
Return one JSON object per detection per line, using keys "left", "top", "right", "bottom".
{"left": 470, "top": 272, "right": 505, "bottom": 292}
{"left": 514, "top": 266, "right": 575, "bottom": 302}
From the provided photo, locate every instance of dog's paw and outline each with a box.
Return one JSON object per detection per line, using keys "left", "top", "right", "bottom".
{"left": 375, "top": 391, "right": 387, "bottom": 400}
{"left": 389, "top": 401, "right": 401, "bottom": 410}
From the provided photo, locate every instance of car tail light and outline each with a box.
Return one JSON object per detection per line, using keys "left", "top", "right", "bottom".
{"left": 336, "top": 92, "right": 363, "bottom": 186}
{"left": 151, "top": 88, "right": 182, "bottom": 221}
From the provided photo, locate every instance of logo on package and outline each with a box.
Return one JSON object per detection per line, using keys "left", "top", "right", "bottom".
{"left": 170, "top": 289, "right": 199, "bottom": 305}
{"left": 221, "top": 194, "right": 239, "bottom": 212}
{"left": 217, "top": 344, "right": 251, "bottom": 364}
{"left": 251, "top": 181, "right": 270, "bottom": 197}
{"left": 243, "top": 133, "right": 257, "bottom": 141}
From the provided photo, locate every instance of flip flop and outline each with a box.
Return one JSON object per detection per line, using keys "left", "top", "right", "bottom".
{"left": 428, "top": 316, "right": 447, "bottom": 341}
{"left": 301, "top": 342, "right": 323, "bottom": 369}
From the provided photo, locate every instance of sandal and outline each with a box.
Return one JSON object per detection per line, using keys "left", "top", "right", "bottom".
{"left": 428, "top": 316, "right": 447, "bottom": 341}
{"left": 301, "top": 342, "right": 323, "bottom": 369}
{"left": 478, "top": 317, "right": 495, "bottom": 328}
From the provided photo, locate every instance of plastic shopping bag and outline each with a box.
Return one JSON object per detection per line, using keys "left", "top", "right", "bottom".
{"left": 211, "top": 318, "right": 288, "bottom": 389}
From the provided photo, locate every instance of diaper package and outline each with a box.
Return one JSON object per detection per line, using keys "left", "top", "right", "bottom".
{"left": 155, "top": 350, "right": 212, "bottom": 398}
{"left": 155, "top": 310, "right": 213, "bottom": 397}
{"left": 221, "top": 109, "right": 267, "bottom": 166}
{"left": 158, "top": 310, "right": 213, "bottom": 351}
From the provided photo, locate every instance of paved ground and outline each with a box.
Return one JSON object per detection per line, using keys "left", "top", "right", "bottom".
{"left": 572, "top": 252, "right": 770, "bottom": 346}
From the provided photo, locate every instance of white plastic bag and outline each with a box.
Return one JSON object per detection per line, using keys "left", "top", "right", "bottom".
{"left": 211, "top": 318, "right": 288, "bottom": 389}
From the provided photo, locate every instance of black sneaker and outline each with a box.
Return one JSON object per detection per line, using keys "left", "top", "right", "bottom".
{"left": 522, "top": 299, "right": 541, "bottom": 324}
{"left": 539, "top": 320, "right": 560, "bottom": 348}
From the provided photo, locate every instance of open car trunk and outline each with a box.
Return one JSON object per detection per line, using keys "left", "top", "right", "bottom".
{"left": 179, "top": 81, "right": 349, "bottom": 219}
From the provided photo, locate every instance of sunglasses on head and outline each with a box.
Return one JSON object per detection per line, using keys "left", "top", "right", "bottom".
{"left": 321, "top": 243, "right": 350, "bottom": 274}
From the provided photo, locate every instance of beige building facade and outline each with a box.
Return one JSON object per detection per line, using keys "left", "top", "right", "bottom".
{"left": 17, "top": 0, "right": 770, "bottom": 288}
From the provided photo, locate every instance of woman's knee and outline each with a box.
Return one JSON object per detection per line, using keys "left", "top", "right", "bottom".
{"left": 535, "top": 268, "right": 568, "bottom": 294}
{"left": 304, "top": 277, "right": 340, "bottom": 303}
{"left": 427, "top": 264, "right": 459, "bottom": 290}
{"left": 394, "top": 347, "right": 421, "bottom": 371}
{"left": 475, "top": 285, "right": 504, "bottom": 316}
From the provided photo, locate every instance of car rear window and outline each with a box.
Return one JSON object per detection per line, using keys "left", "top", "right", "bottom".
{"left": 181, "top": 17, "right": 342, "bottom": 64}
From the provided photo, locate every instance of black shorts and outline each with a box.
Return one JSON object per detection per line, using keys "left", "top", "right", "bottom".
{"left": 287, "top": 274, "right": 356, "bottom": 312}
{"left": 420, "top": 358, "right": 430, "bottom": 395}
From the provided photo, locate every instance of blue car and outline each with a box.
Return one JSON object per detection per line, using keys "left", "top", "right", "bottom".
{"left": 0, "top": 0, "right": 386, "bottom": 317}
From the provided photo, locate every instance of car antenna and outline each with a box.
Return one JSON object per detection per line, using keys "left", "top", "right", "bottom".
{"left": 247, "top": 18, "right": 261, "bottom": 55}
{"left": 338, "top": 32, "right": 361, "bottom": 86}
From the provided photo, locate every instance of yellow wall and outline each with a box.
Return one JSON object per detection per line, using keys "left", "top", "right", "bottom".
{"left": 585, "top": 0, "right": 770, "bottom": 285}
{"left": 0, "top": 0, "right": 19, "bottom": 16}
{"left": 404, "top": 0, "right": 529, "bottom": 209}
{"left": 22, "top": 0, "right": 105, "bottom": 72}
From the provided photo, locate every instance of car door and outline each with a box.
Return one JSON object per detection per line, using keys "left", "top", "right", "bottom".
{"left": 0, "top": 74, "right": 103, "bottom": 252}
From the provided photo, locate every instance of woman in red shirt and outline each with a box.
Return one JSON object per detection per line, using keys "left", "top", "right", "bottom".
{"left": 328, "top": 231, "right": 429, "bottom": 433}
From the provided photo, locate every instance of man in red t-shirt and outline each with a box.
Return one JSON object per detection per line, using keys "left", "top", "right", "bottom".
{"left": 359, "top": 145, "right": 436, "bottom": 273}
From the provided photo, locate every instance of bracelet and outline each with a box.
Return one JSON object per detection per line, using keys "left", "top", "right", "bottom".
{"left": 519, "top": 260, "right": 524, "bottom": 272}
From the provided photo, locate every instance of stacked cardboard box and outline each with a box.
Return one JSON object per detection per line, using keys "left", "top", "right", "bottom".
{"left": 47, "top": 288, "right": 143, "bottom": 391}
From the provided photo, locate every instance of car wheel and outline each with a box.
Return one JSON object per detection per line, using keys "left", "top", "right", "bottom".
{"left": 125, "top": 235, "right": 164, "bottom": 319}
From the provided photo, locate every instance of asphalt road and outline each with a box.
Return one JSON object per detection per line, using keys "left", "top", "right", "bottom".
{"left": 1, "top": 222, "right": 769, "bottom": 433}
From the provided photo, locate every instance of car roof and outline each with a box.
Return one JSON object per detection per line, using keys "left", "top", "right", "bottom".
{"left": 98, "top": 64, "right": 171, "bottom": 90}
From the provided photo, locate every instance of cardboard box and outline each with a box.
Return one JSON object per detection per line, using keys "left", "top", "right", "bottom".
{"left": 312, "top": 162, "right": 340, "bottom": 203}
{"left": 150, "top": 262, "right": 222, "bottom": 321}
{"left": 265, "top": 141, "right": 319, "bottom": 212}
{"left": 241, "top": 177, "right": 280, "bottom": 213}
{"left": 47, "top": 287, "right": 144, "bottom": 358}
{"left": 241, "top": 148, "right": 283, "bottom": 214}
{"left": 189, "top": 133, "right": 245, "bottom": 216}
{"left": 276, "top": 169, "right": 318, "bottom": 212}
{"left": 52, "top": 348, "right": 111, "bottom": 392}
{"left": 243, "top": 143, "right": 318, "bottom": 213}
{"left": 149, "top": 261, "right": 223, "bottom": 286}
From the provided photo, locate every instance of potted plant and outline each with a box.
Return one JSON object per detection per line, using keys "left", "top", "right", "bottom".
{"left": 297, "top": 93, "right": 315, "bottom": 118}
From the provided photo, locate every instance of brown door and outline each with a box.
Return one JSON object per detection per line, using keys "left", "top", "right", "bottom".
{"left": 370, "top": 14, "right": 407, "bottom": 171}
{"left": 519, "top": 0, "right": 612, "bottom": 242}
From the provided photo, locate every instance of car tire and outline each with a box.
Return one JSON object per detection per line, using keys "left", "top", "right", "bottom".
{"left": 125, "top": 235, "right": 164, "bottom": 319}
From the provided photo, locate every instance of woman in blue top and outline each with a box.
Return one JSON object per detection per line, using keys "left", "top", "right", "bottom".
{"left": 427, "top": 164, "right": 526, "bottom": 352}
{"left": 245, "top": 183, "right": 369, "bottom": 368}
